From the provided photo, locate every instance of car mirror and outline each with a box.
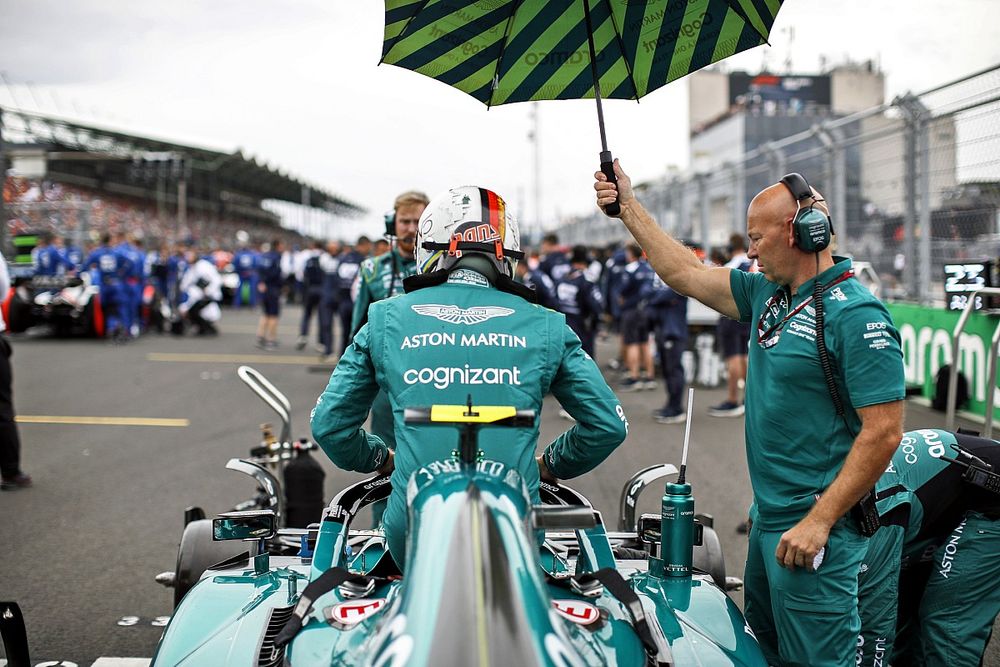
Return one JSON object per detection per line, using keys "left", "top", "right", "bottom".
{"left": 212, "top": 510, "right": 276, "bottom": 541}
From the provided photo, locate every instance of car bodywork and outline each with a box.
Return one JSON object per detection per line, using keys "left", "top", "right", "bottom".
{"left": 152, "top": 390, "right": 767, "bottom": 666}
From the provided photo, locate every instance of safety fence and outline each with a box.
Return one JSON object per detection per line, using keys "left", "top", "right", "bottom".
{"left": 557, "top": 64, "right": 1000, "bottom": 306}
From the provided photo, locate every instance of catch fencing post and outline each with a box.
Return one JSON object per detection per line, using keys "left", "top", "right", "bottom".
{"left": 816, "top": 122, "right": 847, "bottom": 249}
{"left": 697, "top": 172, "right": 711, "bottom": 258}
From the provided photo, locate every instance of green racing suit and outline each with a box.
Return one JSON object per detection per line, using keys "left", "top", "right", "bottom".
{"left": 857, "top": 429, "right": 1000, "bottom": 666}
{"left": 312, "top": 268, "right": 629, "bottom": 566}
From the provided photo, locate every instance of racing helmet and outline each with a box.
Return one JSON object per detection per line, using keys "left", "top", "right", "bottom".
{"left": 415, "top": 186, "right": 522, "bottom": 278}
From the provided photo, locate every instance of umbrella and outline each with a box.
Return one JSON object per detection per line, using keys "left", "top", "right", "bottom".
{"left": 381, "top": 0, "right": 783, "bottom": 214}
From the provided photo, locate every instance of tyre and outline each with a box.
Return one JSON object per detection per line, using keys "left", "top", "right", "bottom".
{"left": 83, "top": 293, "right": 105, "bottom": 338}
{"left": 172, "top": 519, "right": 250, "bottom": 608}
{"left": 3, "top": 288, "right": 32, "bottom": 333}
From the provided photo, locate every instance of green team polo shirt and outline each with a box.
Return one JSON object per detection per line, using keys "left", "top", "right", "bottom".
{"left": 350, "top": 248, "right": 417, "bottom": 337}
{"left": 731, "top": 256, "right": 905, "bottom": 530}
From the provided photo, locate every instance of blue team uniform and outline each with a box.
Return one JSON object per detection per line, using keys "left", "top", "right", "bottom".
{"left": 166, "top": 254, "right": 188, "bottom": 308}
{"left": 555, "top": 269, "right": 605, "bottom": 357}
{"left": 522, "top": 267, "right": 557, "bottom": 310}
{"left": 335, "top": 250, "right": 364, "bottom": 354}
{"left": 539, "top": 251, "right": 571, "bottom": 283}
{"left": 84, "top": 246, "right": 125, "bottom": 336}
{"left": 233, "top": 249, "right": 259, "bottom": 307}
{"left": 117, "top": 242, "right": 145, "bottom": 335}
{"left": 602, "top": 248, "right": 628, "bottom": 324}
{"left": 65, "top": 245, "right": 83, "bottom": 272}
{"left": 32, "top": 246, "right": 74, "bottom": 277}
{"left": 257, "top": 250, "right": 283, "bottom": 316}
{"left": 643, "top": 275, "right": 688, "bottom": 413}
{"left": 618, "top": 259, "right": 655, "bottom": 345}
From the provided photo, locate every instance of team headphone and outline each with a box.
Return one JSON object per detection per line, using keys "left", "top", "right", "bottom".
{"left": 779, "top": 173, "right": 834, "bottom": 253}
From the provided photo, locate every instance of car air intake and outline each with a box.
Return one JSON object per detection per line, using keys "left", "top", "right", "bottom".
{"left": 257, "top": 605, "right": 295, "bottom": 667}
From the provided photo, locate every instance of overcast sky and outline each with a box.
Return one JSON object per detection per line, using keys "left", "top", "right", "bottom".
{"left": 2, "top": 0, "right": 1000, "bottom": 240}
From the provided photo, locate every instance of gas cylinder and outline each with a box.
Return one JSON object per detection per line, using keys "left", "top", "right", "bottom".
{"left": 284, "top": 439, "right": 326, "bottom": 528}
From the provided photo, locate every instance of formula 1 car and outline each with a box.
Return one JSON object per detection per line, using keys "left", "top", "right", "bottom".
{"left": 148, "top": 368, "right": 767, "bottom": 666}
{"left": 2, "top": 271, "right": 170, "bottom": 337}
{"left": 2, "top": 273, "right": 105, "bottom": 337}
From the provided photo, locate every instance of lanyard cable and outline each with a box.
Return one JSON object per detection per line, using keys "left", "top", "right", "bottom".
{"left": 813, "top": 257, "right": 855, "bottom": 437}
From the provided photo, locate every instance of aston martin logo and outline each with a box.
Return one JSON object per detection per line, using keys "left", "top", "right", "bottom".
{"left": 411, "top": 304, "right": 515, "bottom": 325}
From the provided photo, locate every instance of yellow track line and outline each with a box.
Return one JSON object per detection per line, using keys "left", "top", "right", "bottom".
{"left": 147, "top": 353, "right": 333, "bottom": 366}
{"left": 16, "top": 415, "right": 190, "bottom": 427}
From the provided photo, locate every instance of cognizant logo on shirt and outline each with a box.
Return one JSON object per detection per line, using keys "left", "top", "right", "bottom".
{"left": 403, "top": 365, "right": 522, "bottom": 389}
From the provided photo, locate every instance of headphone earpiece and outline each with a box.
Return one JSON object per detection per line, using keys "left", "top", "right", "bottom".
{"left": 779, "top": 173, "right": 833, "bottom": 253}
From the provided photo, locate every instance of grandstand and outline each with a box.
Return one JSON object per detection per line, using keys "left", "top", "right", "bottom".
{"left": 0, "top": 106, "right": 364, "bottom": 253}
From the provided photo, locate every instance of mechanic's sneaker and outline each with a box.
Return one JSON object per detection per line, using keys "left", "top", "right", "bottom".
{"left": 255, "top": 336, "right": 267, "bottom": 349}
{"left": 642, "top": 378, "right": 658, "bottom": 391}
{"left": 263, "top": 340, "right": 279, "bottom": 351}
{"left": 313, "top": 344, "right": 327, "bottom": 354}
{"left": 295, "top": 336, "right": 307, "bottom": 351}
{"left": 708, "top": 401, "right": 745, "bottom": 417}
{"left": 619, "top": 378, "right": 643, "bottom": 392}
{"left": 653, "top": 408, "right": 686, "bottom": 424}
{"left": 558, "top": 408, "right": 575, "bottom": 421}
{"left": 1, "top": 473, "right": 32, "bottom": 491}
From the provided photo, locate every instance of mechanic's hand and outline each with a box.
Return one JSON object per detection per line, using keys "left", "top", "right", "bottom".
{"left": 776, "top": 516, "right": 830, "bottom": 571}
{"left": 257, "top": 283, "right": 266, "bottom": 293}
{"left": 536, "top": 454, "right": 557, "bottom": 483}
{"left": 377, "top": 449, "right": 395, "bottom": 476}
{"left": 594, "top": 159, "right": 634, "bottom": 217}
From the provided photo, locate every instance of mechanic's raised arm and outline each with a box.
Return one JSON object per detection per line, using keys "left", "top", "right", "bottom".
{"left": 594, "top": 160, "right": 740, "bottom": 320}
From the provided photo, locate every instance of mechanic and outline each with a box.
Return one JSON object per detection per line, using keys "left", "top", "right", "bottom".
{"left": 115, "top": 233, "right": 145, "bottom": 338}
{"left": 618, "top": 244, "right": 656, "bottom": 391}
{"left": 31, "top": 232, "right": 75, "bottom": 277}
{"left": 349, "top": 191, "right": 428, "bottom": 453}
{"left": 178, "top": 246, "right": 223, "bottom": 336}
{"left": 296, "top": 240, "right": 325, "bottom": 351}
{"left": 538, "top": 232, "right": 571, "bottom": 282}
{"left": 334, "top": 235, "right": 369, "bottom": 356}
{"left": 316, "top": 240, "right": 342, "bottom": 362}
{"left": 255, "top": 238, "right": 285, "bottom": 350}
{"left": 232, "top": 242, "right": 259, "bottom": 308}
{"left": 514, "top": 250, "right": 557, "bottom": 309}
{"left": 312, "top": 186, "right": 628, "bottom": 568}
{"left": 554, "top": 245, "right": 605, "bottom": 359}
{"left": 857, "top": 428, "right": 1000, "bottom": 667}
{"left": 595, "top": 160, "right": 905, "bottom": 667}
{"left": 84, "top": 233, "right": 126, "bottom": 340}
{"left": 709, "top": 233, "right": 754, "bottom": 418}
{"left": 642, "top": 271, "right": 688, "bottom": 424}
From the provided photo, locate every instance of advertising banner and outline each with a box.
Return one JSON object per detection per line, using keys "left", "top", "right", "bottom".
{"left": 887, "top": 302, "right": 1000, "bottom": 421}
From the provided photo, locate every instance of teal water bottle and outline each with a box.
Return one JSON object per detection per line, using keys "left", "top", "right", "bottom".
{"left": 661, "top": 387, "right": 696, "bottom": 578}
{"left": 661, "top": 481, "right": 694, "bottom": 577}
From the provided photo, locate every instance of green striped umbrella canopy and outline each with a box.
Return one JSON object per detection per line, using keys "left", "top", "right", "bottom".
{"left": 381, "top": 0, "right": 783, "bottom": 108}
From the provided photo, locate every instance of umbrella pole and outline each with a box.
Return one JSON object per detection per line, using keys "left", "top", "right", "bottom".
{"left": 583, "top": 0, "right": 620, "bottom": 215}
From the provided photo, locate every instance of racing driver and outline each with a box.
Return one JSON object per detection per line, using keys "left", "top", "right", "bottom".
{"left": 311, "top": 186, "right": 629, "bottom": 567}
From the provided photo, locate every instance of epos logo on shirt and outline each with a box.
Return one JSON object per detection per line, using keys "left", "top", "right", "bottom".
{"left": 402, "top": 365, "right": 522, "bottom": 389}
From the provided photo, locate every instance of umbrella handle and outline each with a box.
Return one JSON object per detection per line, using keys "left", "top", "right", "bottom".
{"left": 600, "top": 150, "right": 621, "bottom": 216}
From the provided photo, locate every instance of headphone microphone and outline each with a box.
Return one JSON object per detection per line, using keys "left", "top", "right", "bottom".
{"left": 779, "top": 173, "right": 834, "bottom": 253}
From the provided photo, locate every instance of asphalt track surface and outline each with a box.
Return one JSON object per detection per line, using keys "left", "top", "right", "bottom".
{"left": 1, "top": 304, "right": 997, "bottom": 666}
